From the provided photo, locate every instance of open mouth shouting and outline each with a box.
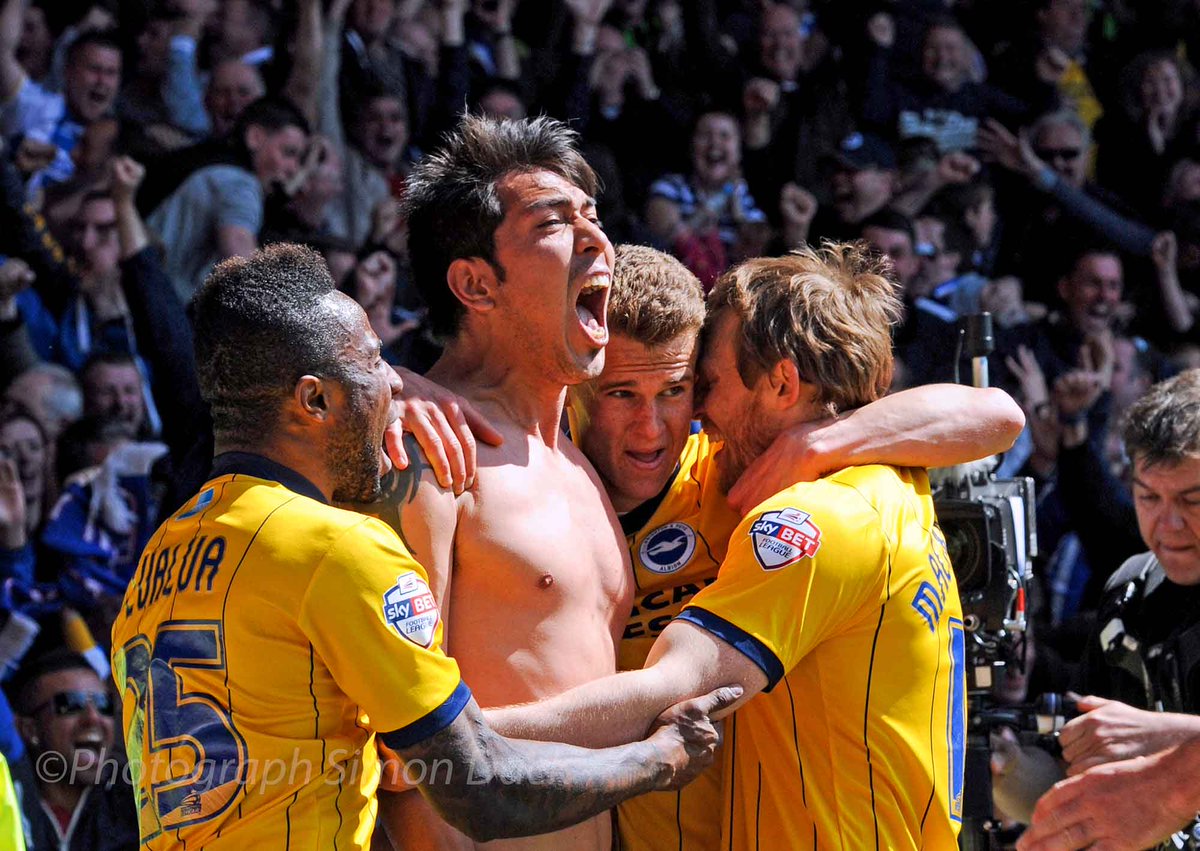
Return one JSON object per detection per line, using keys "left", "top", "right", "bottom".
{"left": 576, "top": 272, "right": 610, "bottom": 347}
{"left": 626, "top": 446, "right": 668, "bottom": 471}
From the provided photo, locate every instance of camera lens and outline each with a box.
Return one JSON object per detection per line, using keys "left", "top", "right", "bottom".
{"left": 943, "top": 520, "right": 986, "bottom": 593}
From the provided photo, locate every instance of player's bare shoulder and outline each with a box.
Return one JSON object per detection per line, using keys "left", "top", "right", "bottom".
{"left": 340, "top": 433, "right": 462, "bottom": 612}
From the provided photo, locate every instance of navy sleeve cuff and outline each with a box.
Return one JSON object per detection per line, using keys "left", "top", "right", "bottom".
{"left": 379, "top": 679, "right": 472, "bottom": 750}
{"left": 675, "top": 607, "right": 786, "bottom": 692}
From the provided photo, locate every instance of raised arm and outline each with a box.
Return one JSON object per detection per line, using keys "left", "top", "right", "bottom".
{"left": 727, "top": 384, "right": 1025, "bottom": 513}
{"left": 481, "top": 0, "right": 520, "bottom": 81}
{"left": 1150, "top": 231, "right": 1196, "bottom": 336}
{"left": 281, "top": 0, "right": 323, "bottom": 129}
{"left": 395, "top": 688, "right": 733, "bottom": 842}
{"left": 112, "top": 157, "right": 150, "bottom": 257}
{"left": 978, "top": 119, "right": 1156, "bottom": 257}
{"left": 110, "top": 156, "right": 209, "bottom": 459}
{"left": 161, "top": 0, "right": 214, "bottom": 137}
{"left": 486, "top": 620, "right": 763, "bottom": 748}
{"left": 0, "top": 0, "right": 27, "bottom": 103}
{"left": 316, "top": 0, "right": 352, "bottom": 148}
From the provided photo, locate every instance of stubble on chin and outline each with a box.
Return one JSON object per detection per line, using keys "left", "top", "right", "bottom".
{"left": 328, "top": 430, "right": 385, "bottom": 504}
{"left": 714, "top": 443, "right": 747, "bottom": 494}
{"left": 331, "top": 467, "right": 382, "bottom": 504}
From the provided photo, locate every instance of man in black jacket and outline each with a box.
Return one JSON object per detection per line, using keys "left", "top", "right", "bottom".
{"left": 1011, "top": 369, "right": 1200, "bottom": 850}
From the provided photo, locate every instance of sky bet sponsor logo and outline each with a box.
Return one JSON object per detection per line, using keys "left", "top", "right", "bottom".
{"left": 749, "top": 507, "right": 821, "bottom": 570}
{"left": 382, "top": 571, "right": 440, "bottom": 648}
{"left": 638, "top": 522, "right": 697, "bottom": 575}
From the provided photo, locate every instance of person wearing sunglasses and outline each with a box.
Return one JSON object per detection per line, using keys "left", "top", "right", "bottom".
{"left": 8, "top": 648, "right": 137, "bottom": 851}
{"left": 977, "top": 110, "right": 1158, "bottom": 295}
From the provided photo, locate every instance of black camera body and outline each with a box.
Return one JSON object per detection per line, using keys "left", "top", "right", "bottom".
{"left": 933, "top": 464, "right": 1036, "bottom": 693}
{"left": 933, "top": 462, "right": 1045, "bottom": 847}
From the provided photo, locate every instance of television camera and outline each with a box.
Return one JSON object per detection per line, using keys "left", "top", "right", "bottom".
{"left": 934, "top": 314, "right": 1071, "bottom": 850}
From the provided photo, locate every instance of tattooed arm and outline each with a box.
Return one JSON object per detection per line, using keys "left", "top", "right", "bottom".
{"left": 391, "top": 690, "right": 736, "bottom": 841}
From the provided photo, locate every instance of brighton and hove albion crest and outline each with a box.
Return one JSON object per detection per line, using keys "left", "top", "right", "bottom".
{"left": 382, "top": 571, "right": 440, "bottom": 647}
{"left": 639, "top": 522, "right": 697, "bottom": 574}
{"left": 749, "top": 508, "right": 821, "bottom": 570}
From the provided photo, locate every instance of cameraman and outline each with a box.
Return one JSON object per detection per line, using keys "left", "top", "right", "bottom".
{"left": 1006, "top": 368, "right": 1200, "bottom": 849}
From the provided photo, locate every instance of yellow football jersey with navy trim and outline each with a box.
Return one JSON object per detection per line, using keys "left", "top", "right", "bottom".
{"left": 618, "top": 431, "right": 736, "bottom": 851}
{"left": 678, "top": 465, "right": 965, "bottom": 851}
{"left": 110, "top": 453, "right": 468, "bottom": 850}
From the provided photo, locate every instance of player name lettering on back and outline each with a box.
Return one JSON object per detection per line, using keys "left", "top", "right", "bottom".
{"left": 127, "top": 535, "right": 226, "bottom": 614}
{"left": 910, "top": 527, "right": 954, "bottom": 633}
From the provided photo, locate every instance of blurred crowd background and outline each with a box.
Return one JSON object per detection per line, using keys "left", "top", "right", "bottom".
{"left": 0, "top": 0, "right": 1197, "bottom": 847}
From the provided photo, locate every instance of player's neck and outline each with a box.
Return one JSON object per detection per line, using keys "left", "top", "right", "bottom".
{"left": 213, "top": 437, "right": 335, "bottom": 502}
{"left": 429, "top": 349, "right": 571, "bottom": 445}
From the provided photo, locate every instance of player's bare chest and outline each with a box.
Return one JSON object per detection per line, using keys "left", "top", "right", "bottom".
{"left": 456, "top": 465, "right": 629, "bottom": 602}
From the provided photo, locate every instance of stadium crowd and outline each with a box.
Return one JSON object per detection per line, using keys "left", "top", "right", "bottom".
{"left": 0, "top": 0, "right": 1197, "bottom": 848}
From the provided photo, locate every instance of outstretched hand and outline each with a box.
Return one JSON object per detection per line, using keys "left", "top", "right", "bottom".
{"left": 1058, "top": 695, "right": 1200, "bottom": 776}
{"left": 386, "top": 368, "right": 504, "bottom": 494}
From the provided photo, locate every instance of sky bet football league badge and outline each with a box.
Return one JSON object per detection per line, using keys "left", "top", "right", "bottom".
{"left": 750, "top": 507, "right": 821, "bottom": 570}
{"left": 382, "top": 571, "right": 440, "bottom": 647}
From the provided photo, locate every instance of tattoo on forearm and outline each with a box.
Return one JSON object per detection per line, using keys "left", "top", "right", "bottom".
{"left": 397, "top": 701, "right": 661, "bottom": 842}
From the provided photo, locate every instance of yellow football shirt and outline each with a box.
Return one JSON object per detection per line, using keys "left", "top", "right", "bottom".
{"left": 110, "top": 453, "right": 468, "bottom": 849}
{"left": 0, "top": 753, "right": 23, "bottom": 851}
{"left": 618, "top": 431, "right": 736, "bottom": 851}
{"left": 678, "top": 465, "right": 965, "bottom": 851}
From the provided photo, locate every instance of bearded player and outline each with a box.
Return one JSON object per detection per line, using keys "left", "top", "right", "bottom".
{"left": 565, "top": 244, "right": 1019, "bottom": 851}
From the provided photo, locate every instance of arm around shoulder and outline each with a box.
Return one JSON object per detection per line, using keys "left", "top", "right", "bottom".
{"left": 824, "top": 384, "right": 1025, "bottom": 469}
{"left": 727, "top": 384, "right": 1025, "bottom": 514}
